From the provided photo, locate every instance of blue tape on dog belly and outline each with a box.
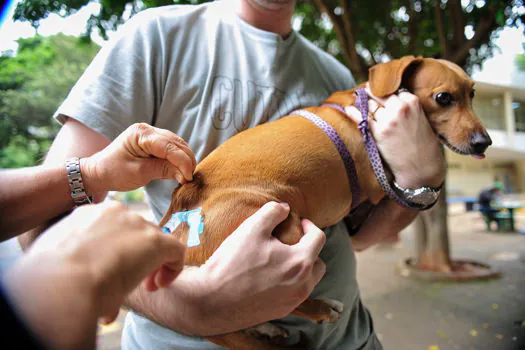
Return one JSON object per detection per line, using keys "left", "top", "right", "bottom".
{"left": 162, "top": 207, "right": 204, "bottom": 248}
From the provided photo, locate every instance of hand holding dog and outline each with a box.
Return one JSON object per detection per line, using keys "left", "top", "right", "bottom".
{"left": 3, "top": 201, "right": 185, "bottom": 349}
{"left": 345, "top": 85, "right": 446, "bottom": 189}
{"left": 82, "top": 123, "right": 196, "bottom": 193}
{"left": 199, "top": 202, "right": 327, "bottom": 326}
{"left": 128, "top": 202, "right": 327, "bottom": 336}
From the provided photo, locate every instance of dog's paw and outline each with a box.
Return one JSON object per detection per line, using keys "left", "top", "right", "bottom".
{"left": 317, "top": 298, "right": 344, "bottom": 324}
{"left": 245, "top": 322, "right": 289, "bottom": 343}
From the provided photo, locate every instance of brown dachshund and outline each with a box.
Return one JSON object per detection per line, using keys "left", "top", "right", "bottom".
{"left": 159, "top": 56, "right": 491, "bottom": 349}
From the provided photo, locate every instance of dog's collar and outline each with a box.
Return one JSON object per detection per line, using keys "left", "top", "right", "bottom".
{"left": 290, "top": 109, "right": 360, "bottom": 210}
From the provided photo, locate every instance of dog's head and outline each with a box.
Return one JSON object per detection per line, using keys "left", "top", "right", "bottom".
{"left": 369, "top": 55, "right": 491, "bottom": 158}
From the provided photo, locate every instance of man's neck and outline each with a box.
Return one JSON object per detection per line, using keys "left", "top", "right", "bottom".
{"left": 235, "top": 0, "right": 295, "bottom": 39}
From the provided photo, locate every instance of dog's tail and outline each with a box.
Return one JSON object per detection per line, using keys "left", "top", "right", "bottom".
{"left": 158, "top": 172, "right": 206, "bottom": 227}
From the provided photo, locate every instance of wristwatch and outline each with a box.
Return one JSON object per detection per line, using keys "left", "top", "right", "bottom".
{"left": 66, "top": 157, "right": 93, "bottom": 207}
{"left": 392, "top": 181, "right": 442, "bottom": 210}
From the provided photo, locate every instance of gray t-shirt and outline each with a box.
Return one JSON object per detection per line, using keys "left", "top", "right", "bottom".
{"left": 55, "top": 1, "right": 381, "bottom": 349}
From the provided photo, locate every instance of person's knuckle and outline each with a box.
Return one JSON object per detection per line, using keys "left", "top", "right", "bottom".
{"left": 264, "top": 201, "right": 283, "bottom": 215}
{"left": 170, "top": 133, "right": 187, "bottom": 146}
{"left": 165, "top": 140, "right": 180, "bottom": 153}
{"left": 397, "top": 101, "right": 409, "bottom": 115}
{"left": 378, "top": 128, "right": 392, "bottom": 139}
{"left": 406, "top": 94, "right": 419, "bottom": 104}
{"left": 132, "top": 122, "right": 152, "bottom": 134}
{"left": 147, "top": 230, "right": 164, "bottom": 247}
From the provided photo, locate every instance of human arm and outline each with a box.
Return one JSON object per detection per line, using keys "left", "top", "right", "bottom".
{"left": 350, "top": 198, "right": 417, "bottom": 251}
{"left": 13, "top": 119, "right": 195, "bottom": 247}
{"left": 124, "top": 202, "right": 327, "bottom": 336}
{"left": 2, "top": 201, "right": 186, "bottom": 349}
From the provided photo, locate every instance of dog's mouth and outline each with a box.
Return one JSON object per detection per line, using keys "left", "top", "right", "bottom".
{"left": 438, "top": 134, "right": 486, "bottom": 159}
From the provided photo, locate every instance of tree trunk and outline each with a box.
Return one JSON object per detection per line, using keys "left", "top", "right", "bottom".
{"left": 413, "top": 186, "right": 452, "bottom": 272}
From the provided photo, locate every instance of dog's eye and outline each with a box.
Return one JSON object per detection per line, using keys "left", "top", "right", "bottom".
{"left": 470, "top": 90, "right": 475, "bottom": 98}
{"left": 435, "top": 92, "right": 452, "bottom": 106}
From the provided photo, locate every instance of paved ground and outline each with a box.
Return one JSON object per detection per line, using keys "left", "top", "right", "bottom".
{"left": 97, "top": 204, "right": 525, "bottom": 350}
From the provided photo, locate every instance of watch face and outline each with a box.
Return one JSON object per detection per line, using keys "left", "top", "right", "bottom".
{"left": 393, "top": 182, "right": 440, "bottom": 208}
{"left": 410, "top": 189, "right": 438, "bottom": 206}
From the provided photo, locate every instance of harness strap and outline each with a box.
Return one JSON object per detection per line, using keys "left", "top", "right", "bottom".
{"left": 290, "top": 109, "right": 360, "bottom": 210}
{"left": 353, "top": 88, "right": 411, "bottom": 208}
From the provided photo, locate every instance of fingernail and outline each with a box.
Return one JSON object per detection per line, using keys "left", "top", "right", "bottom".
{"left": 280, "top": 202, "right": 290, "bottom": 210}
{"left": 175, "top": 172, "right": 184, "bottom": 184}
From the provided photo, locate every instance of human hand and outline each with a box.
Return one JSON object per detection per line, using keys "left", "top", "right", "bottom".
{"left": 190, "top": 202, "right": 327, "bottom": 334}
{"left": 345, "top": 85, "right": 446, "bottom": 189}
{"left": 130, "top": 202, "right": 327, "bottom": 336}
{"left": 82, "top": 123, "right": 196, "bottom": 193}
{"left": 3, "top": 201, "right": 185, "bottom": 348}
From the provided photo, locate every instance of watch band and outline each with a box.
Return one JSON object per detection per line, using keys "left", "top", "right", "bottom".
{"left": 391, "top": 181, "right": 442, "bottom": 210}
{"left": 66, "top": 157, "right": 93, "bottom": 207}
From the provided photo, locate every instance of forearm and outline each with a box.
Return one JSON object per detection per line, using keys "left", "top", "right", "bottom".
{"left": 2, "top": 253, "right": 98, "bottom": 349}
{"left": 0, "top": 165, "right": 73, "bottom": 240}
{"left": 124, "top": 266, "right": 268, "bottom": 337}
{"left": 124, "top": 267, "right": 210, "bottom": 336}
{"left": 351, "top": 199, "right": 418, "bottom": 251}
{"left": 0, "top": 160, "right": 107, "bottom": 241}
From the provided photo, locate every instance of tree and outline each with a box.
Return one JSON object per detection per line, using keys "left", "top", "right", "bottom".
{"left": 11, "top": 0, "right": 524, "bottom": 273}
{"left": 14, "top": 0, "right": 524, "bottom": 81}
{"left": 0, "top": 34, "right": 99, "bottom": 167}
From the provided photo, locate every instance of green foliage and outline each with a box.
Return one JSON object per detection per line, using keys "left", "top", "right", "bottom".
{"left": 14, "top": 0, "right": 207, "bottom": 39}
{"left": 12, "top": 0, "right": 525, "bottom": 81}
{"left": 0, "top": 34, "right": 99, "bottom": 168}
{"left": 114, "top": 188, "right": 146, "bottom": 203}
{"left": 516, "top": 43, "right": 525, "bottom": 71}
{"left": 302, "top": 0, "right": 524, "bottom": 81}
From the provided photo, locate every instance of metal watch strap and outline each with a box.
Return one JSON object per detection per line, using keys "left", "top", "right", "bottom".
{"left": 392, "top": 181, "right": 442, "bottom": 210}
{"left": 66, "top": 157, "right": 93, "bottom": 206}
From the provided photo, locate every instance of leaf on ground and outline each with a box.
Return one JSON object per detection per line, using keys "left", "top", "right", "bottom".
{"left": 428, "top": 346, "right": 439, "bottom": 350}
{"left": 436, "top": 330, "right": 449, "bottom": 339}
{"left": 496, "top": 334, "right": 504, "bottom": 340}
{"left": 483, "top": 323, "right": 489, "bottom": 329}
{"left": 492, "top": 303, "right": 499, "bottom": 310}
{"left": 470, "top": 329, "right": 478, "bottom": 337}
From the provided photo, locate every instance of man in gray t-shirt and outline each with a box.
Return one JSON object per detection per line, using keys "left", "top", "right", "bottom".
{"left": 44, "top": 0, "right": 445, "bottom": 349}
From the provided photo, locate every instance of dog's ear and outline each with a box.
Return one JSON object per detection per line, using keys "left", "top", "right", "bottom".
{"left": 368, "top": 56, "right": 424, "bottom": 97}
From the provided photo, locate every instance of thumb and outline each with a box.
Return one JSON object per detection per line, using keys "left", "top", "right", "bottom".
{"left": 294, "top": 219, "right": 326, "bottom": 260}
{"left": 236, "top": 202, "right": 291, "bottom": 238}
{"left": 141, "top": 233, "right": 186, "bottom": 291}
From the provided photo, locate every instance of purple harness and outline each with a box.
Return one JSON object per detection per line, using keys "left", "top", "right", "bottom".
{"left": 292, "top": 88, "right": 411, "bottom": 209}
{"left": 290, "top": 109, "right": 361, "bottom": 210}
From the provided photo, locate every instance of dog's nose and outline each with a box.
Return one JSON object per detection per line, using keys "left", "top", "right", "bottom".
{"left": 470, "top": 132, "right": 492, "bottom": 154}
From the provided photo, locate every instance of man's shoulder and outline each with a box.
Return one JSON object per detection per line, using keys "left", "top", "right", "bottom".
{"left": 294, "top": 34, "right": 355, "bottom": 89}
{"left": 126, "top": 2, "right": 219, "bottom": 28}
